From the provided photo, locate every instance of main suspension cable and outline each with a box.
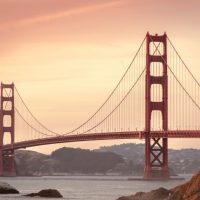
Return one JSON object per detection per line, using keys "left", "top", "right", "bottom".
{"left": 65, "top": 37, "right": 146, "bottom": 135}
{"left": 150, "top": 36, "right": 200, "bottom": 112}
{"left": 14, "top": 86, "right": 61, "bottom": 136}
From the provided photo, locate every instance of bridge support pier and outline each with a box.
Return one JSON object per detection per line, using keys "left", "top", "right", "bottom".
{"left": 144, "top": 136, "right": 169, "bottom": 179}
{"left": 144, "top": 33, "right": 169, "bottom": 179}
{"left": 0, "top": 83, "right": 16, "bottom": 176}
{"left": 1, "top": 150, "right": 16, "bottom": 176}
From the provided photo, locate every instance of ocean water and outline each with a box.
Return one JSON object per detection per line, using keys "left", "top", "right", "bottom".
{"left": 0, "top": 175, "right": 191, "bottom": 200}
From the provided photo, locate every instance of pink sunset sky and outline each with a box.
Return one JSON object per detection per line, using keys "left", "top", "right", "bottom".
{"left": 1, "top": 0, "right": 200, "bottom": 153}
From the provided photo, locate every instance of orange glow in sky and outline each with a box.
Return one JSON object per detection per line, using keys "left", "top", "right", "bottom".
{"left": 1, "top": 0, "right": 200, "bottom": 153}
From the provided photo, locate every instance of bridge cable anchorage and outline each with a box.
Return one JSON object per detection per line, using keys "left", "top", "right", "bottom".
{"left": 149, "top": 36, "right": 200, "bottom": 117}
{"left": 64, "top": 36, "right": 146, "bottom": 135}
{"left": 4, "top": 88, "right": 59, "bottom": 138}
{"left": 80, "top": 68, "right": 145, "bottom": 134}
{"left": 14, "top": 86, "right": 61, "bottom": 136}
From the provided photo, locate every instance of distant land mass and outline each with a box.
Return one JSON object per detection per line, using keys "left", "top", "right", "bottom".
{"left": 15, "top": 147, "right": 124, "bottom": 176}
{"left": 97, "top": 143, "right": 200, "bottom": 175}
{"left": 15, "top": 144, "right": 200, "bottom": 176}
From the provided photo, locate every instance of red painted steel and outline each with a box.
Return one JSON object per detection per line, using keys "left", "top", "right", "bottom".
{"left": 1, "top": 33, "right": 200, "bottom": 178}
{"left": 2, "top": 131, "right": 142, "bottom": 150}
{"left": 0, "top": 83, "right": 16, "bottom": 176}
{"left": 144, "top": 33, "right": 169, "bottom": 179}
{"left": 2, "top": 130, "right": 200, "bottom": 151}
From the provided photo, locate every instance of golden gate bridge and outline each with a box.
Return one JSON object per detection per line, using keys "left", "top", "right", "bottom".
{"left": 1, "top": 33, "right": 200, "bottom": 179}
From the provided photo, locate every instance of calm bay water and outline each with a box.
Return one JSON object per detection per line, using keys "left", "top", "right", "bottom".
{"left": 0, "top": 175, "right": 191, "bottom": 200}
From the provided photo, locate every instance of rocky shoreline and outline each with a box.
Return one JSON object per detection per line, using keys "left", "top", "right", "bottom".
{"left": 0, "top": 182, "right": 19, "bottom": 194}
{"left": 117, "top": 170, "right": 200, "bottom": 200}
{"left": 24, "top": 189, "right": 63, "bottom": 198}
{"left": 1, "top": 170, "right": 200, "bottom": 199}
{"left": 0, "top": 182, "right": 62, "bottom": 198}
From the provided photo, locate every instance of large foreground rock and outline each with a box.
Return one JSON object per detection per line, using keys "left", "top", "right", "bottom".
{"left": 24, "top": 189, "right": 63, "bottom": 198}
{"left": 170, "top": 170, "right": 200, "bottom": 200}
{"left": 117, "top": 170, "right": 200, "bottom": 200}
{"left": 118, "top": 187, "right": 171, "bottom": 200}
{"left": 0, "top": 182, "right": 19, "bottom": 194}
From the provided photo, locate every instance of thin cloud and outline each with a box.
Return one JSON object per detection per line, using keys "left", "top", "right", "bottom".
{"left": 0, "top": 0, "right": 125, "bottom": 31}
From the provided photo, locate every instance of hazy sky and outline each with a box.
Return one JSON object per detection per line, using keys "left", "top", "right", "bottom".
{"left": 1, "top": 0, "right": 200, "bottom": 153}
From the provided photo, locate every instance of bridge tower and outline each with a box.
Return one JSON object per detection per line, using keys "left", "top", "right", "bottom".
{"left": 144, "top": 33, "right": 169, "bottom": 179}
{"left": 0, "top": 83, "right": 16, "bottom": 176}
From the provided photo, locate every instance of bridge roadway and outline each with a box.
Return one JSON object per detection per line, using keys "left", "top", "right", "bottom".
{"left": 1, "top": 130, "right": 200, "bottom": 151}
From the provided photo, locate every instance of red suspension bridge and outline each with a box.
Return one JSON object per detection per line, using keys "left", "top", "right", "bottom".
{"left": 1, "top": 33, "right": 200, "bottom": 178}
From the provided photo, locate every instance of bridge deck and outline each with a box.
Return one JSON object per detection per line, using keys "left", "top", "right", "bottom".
{"left": 2, "top": 130, "right": 200, "bottom": 151}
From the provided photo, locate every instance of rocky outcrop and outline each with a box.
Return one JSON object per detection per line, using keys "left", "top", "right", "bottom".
{"left": 24, "top": 189, "right": 63, "bottom": 198}
{"left": 170, "top": 170, "right": 200, "bottom": 200}
{"left": 117, "top": 170, "right": 200, "bottom": 200}
{"left": 0, "top": 182, "right": 19, "bottom": 194}
{"left": 117, "top": 188, "right": 171, "bottom": 200}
